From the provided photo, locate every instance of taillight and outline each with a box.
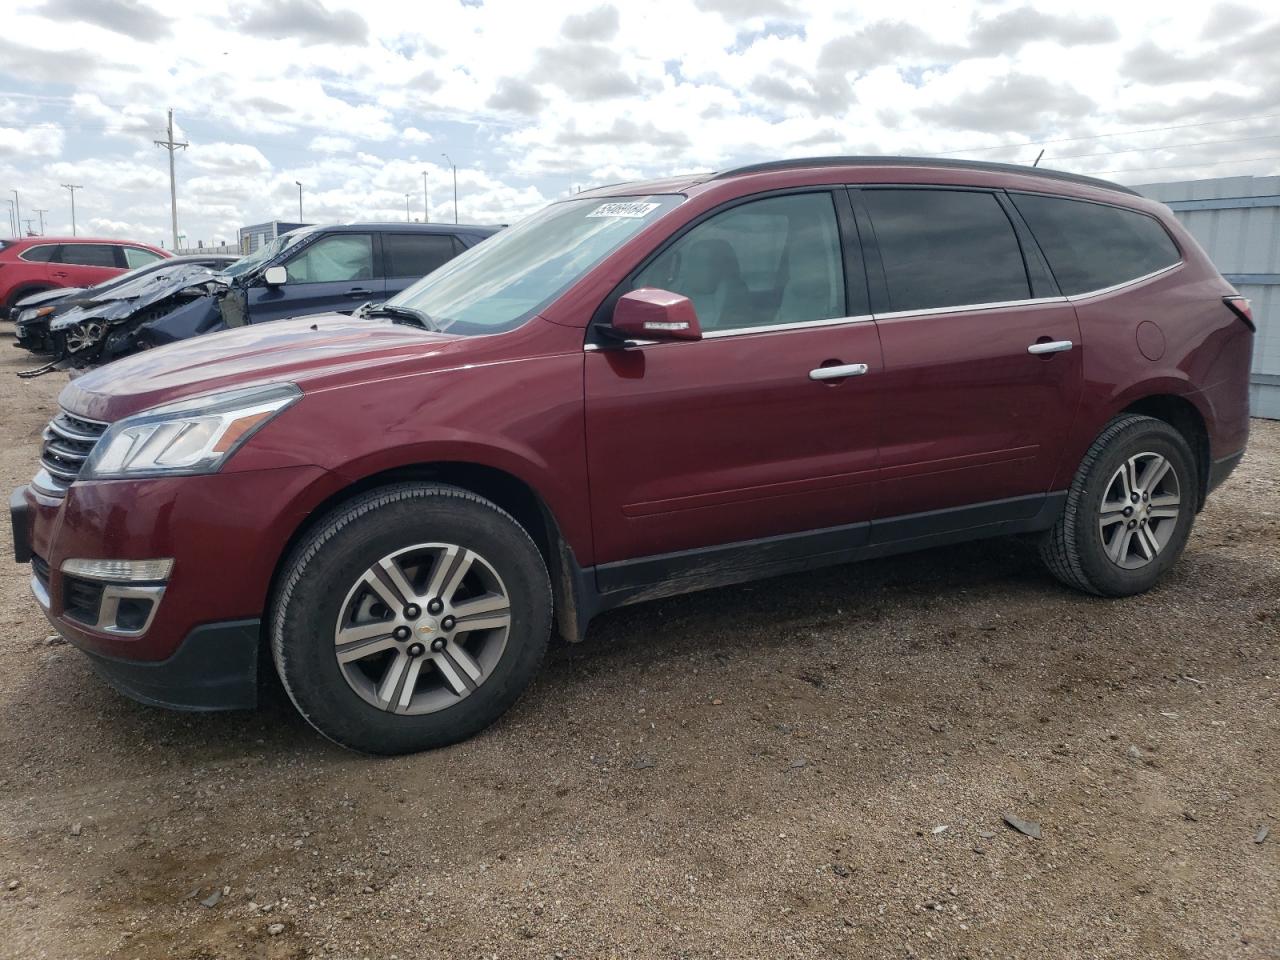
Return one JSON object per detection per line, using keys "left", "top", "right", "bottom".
{"left": 1224, "top": 295, "right": 1255, "bottom": 331}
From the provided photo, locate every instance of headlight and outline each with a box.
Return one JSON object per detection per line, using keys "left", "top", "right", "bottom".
{"left": 81, "top": 383, "right": 301, "bottom": 479}
{"left": 18, "top": 306, "right": 54, "bottom": 323}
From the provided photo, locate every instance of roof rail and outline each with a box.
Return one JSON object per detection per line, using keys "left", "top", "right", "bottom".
{"left": 710, "top": 155, "right": 1140, "bottom": 197}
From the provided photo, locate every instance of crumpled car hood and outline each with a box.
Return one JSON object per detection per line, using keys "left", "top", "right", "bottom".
{"left": 16, "top": 287, "right": 82, "bottom": 310}
{"left": 49, "top": 263, "right": 225, "bottom": 331}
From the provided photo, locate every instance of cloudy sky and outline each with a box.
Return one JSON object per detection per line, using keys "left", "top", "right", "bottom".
{"left": 1, "top": 0, "right": 1278, "bottom": 248}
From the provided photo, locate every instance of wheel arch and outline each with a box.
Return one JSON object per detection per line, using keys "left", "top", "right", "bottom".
{"left": 5, "top": 283, "right": 54, "bottom": 309}
{"left": 268, "top": 460, "right": 591, "bottom": 644}
{"left": 1119, "top": 393, "right": 1210, "bottom": 510}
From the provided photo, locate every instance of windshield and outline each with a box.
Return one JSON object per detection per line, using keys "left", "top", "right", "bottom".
{"left": 222, "top": 228, "right": 313, "bottom": 278}
{"left": 386, "top": 195, "right": 683, "bottom": 335}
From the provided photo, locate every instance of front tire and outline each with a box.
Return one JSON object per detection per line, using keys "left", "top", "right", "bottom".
{"left": 271, "top": 483, "right": 552, "bottom": 755}
{"left": 1040, "top": 415, "right": 1199, "bottom": 597}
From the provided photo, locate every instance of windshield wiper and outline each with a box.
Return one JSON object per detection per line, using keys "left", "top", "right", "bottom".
{"left": 361, "top": 303, "right": 438, "bottom": 331}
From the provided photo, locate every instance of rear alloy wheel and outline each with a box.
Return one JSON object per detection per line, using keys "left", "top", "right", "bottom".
{"left": 272, "top": 483, "right": 552, "bottom": 754}
{"left": 1040, "top": 414, "right": 1199, "bottom": 596}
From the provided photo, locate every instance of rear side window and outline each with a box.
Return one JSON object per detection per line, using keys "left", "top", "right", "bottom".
{"left": 382, "top": 233, "right": 459, "bottom": 278}
{"left": 284, "top": 234, "right": 374, "bottom": 283}
{"left": 863, "top": 189, "right": 1030, "bottom": 313}
{"left": 58, "top": 244, "right": 118, "bottom": 267}
{"left": 18, "top": 244, "right": 58, "bottom": 263}
{"left": 123, "top": 246, "right": 164, "bottom": 269}
{"left": 633, "top": 191, "right": 849, "bottom": 332}
{"left": 1010, "top": 194, "right": 1181, "bottom": 295}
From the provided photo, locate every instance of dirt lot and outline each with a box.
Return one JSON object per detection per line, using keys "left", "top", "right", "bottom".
{"left": 0, "top": 345, "right": 1275, "bottom": 960}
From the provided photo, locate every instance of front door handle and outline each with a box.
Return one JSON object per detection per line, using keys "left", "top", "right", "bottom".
{"left": 809, "top": 362, "right": 869, "bottom": 381}
{"left": 347, "top": 287, "right": 374, "bottom": 297}
{"left": 51, "top": 271, "right": 69, "bottom": 279}
{"left": 1027, "top": 340, "right": 1073, "bottom": 355}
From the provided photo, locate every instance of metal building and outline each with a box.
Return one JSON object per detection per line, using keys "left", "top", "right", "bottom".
{"left": 1137, "top": 175, "right": 1279, "bottom": 420}
{"left": 237, "top": 220, "right": 310, "bottom": 255}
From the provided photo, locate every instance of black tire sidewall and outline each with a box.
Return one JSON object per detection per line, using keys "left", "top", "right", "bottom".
{"left": 1072, "top": 422, "right": 1198, "bottom": 595}
{"left": 272, "top": 486, "right": 551, "bottom": 755}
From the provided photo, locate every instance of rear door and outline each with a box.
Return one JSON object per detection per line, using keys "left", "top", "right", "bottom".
{"left": 584, "top": 189, "right": 884, "bottom": 583}
{"left": 853, "top": 186, "right": 1082, "bottom": 530}
{"left": 380, "top": 232, "right": 462, "bottom": 299}
{"left": 247, "top": 231, "right": 384, "bottom": 324}
{"left": 50, "top": 243, "right": 121, "bottom": 288}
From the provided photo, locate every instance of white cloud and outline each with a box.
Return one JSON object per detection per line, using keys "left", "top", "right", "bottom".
{"left": 0, "top": 0, "right": 1277, "bottom": 247}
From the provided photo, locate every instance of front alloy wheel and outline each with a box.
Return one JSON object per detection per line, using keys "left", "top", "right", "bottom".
{"left": 335, "top": 543, "right": 512, "bottom": 715}
{"left": 272, "top": 483, "right": 552, "bottom": 754}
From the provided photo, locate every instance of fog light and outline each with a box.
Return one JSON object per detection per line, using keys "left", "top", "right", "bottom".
{"left": 61, "top": 558, "right": 173, "bottom": 582}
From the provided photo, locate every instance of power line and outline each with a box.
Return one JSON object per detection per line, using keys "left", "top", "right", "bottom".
{"left": 1085, "top": 154, "right": 1280, "bottom": 177}
{"left": 1049, "top": 133, "right": 1280, "bottom": 162}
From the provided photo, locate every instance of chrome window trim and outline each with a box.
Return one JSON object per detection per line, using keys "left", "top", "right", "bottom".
{"left": 1064, "top": 261, "right": 1182, "bottom": 302}
{"left": 583, "top": 314, "right": 873, "bottom": 350}
{"left": 874, "top": 296, "right": 1068, "bottom": 321}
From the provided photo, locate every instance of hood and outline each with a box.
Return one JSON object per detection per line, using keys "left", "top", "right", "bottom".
{"left": 60, "top": 312, "right": 470, "bottom": 422}
{"left": 50, "top": 263, "right": 224, "bottom": 331}
{"left": 16, "top": 287, "right": 82, "bottom": 310}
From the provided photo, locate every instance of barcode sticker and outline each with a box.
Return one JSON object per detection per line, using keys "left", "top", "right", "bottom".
{"left": 586, "top": 202, "right": 660, "bottom": 219}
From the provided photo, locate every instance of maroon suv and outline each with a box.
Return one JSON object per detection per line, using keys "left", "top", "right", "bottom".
{"left": 12, "top": 157, "right": 1254, "bottom": 754}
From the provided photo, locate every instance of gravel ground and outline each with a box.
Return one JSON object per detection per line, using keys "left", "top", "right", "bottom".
{"left": 0, "top": 344, "right": 1276, "bottom": 960}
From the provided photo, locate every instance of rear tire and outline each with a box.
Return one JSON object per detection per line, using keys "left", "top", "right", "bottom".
{"left": 271, "top": 483, "right": 552, "bottom": 755}
{"left": 1040, "top": 415, "right": 1198, "bottom": 597}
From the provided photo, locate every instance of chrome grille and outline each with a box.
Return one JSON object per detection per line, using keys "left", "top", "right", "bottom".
{"left": 34, "top": 411, "right": 107, "bottom": 498}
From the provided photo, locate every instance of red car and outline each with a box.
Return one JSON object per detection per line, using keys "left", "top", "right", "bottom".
{"left": 0, "top": 236, "right": 170, "bottom": 318}
{"left": 12, "top": 157, "right": 1254, "bottom": 754}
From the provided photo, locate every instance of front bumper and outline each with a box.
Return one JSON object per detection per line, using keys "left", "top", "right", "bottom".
{"left": 11, "top": 463, "right": 341, "bottom": 706}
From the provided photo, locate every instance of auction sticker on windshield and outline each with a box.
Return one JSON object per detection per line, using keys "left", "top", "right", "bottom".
{"left": 586, "top": 202, "right": 661, "bottom": 219}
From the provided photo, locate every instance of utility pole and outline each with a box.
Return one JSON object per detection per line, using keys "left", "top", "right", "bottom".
{"left": 441, "top": 153, "right": 457, "bottom": 224}
{"left": 22, "top": 218, "right": 35, "bottom": 236}
{"left": 154, "top": 108, "right": 188, "bottom": 251}
{"left": 61, "top": 184, "right": 82, "bottom": 236}
{"left": 405, "top": 192, "right": 411, "bottom": 222}
{"left": 4, "top": 199, "right": 13, "bottom": 237}
{"left": 422, "top": 169, "right": 429, "bottom": 223}
{"left": 34, "top": 208, "right": 48, "bottom": 234}
{"left": 10, "top": 190, "right": 20, "bottom": 237}
{"left": 295, "top": 180, "right": 303, "bottom": 221}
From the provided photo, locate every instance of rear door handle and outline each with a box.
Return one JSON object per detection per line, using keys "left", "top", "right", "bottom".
{"left": 1027, "top": 340, "right": 1073, "bottom": 355}
{"left": 809, "top": 362, "right": 869, "bottom": 381}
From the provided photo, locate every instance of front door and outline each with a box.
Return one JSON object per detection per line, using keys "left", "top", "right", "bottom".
{"left": 248, "top": 231, "right": 384, "bottom": 324}
{"left": 854, "top": 186, "right": 1083, "bottom": 530}
{"left": 584, "top": 190, "right": 883, "bottom": 586}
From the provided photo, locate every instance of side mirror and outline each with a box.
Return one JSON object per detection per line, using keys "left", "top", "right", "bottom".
{"left": 611, "top": 288, "right": 702, "bottom": 342}
{"left": 263, "top": 265, "right": 287, "bottom": 287}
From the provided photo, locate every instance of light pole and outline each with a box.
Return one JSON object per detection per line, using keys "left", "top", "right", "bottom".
{"left": 11, "top": 190, "right": 20, "bottom": 237}
{"left": 405, "top": 192, "right": 411, "bottom": 222}
{"left": 61, "top": 184, "right": 82, "bottom": 236}
{"left": 441, "top": 153, "right": 457, "bottom": 224}
{"left": 295, "top": 181, "right": 303, "bottom": 221}
{"left": 4, "top": 199, "right": 14, "bottom": 237}
{"left": 422, "top": 169, "right": 429, "bottom": 223}
{"left": 34, "top": 208, "right": 48, "bottom": 234}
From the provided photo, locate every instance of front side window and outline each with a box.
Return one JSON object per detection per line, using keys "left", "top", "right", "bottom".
{"left": 383, "top": 233, "right": 459, "bottom": 278}
{"left": 123, "top": 247, "right": 163, "bottom": 269}
{"left": 389, "top": 194, "right": 683, "bottom": 335}
{"left": 1010, "top": 194, "right": 1181, "bottom": 296}
{"left": 58, "top": 244, "right": 119, "bottom": 268}
{"left": 284, "top": 234, "right": 374, "bottom": 283}
{"left": 863, "top": 189, "right": 1030, "bottom": 313}
{"left": 633, "top": 192, "right": 848, "bottom": 332}
{"left": 18, "top": 244, "right": 58, "bottom": 263}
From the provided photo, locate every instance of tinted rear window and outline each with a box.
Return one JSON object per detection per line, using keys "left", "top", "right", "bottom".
{"left": 19, "top": 244, "right": 58, "bottom": 262}
{"left": 863, "top": 189, "right": 1030, "bottom": 312}
{"left": 59, "top": 244, "right": 118, "bottom": 267}
{"left": 383, "top": 233, "right": 459, "bottom": 278}
{"left": 1010, "top": 194, "right": 1181, "bottom": 296}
